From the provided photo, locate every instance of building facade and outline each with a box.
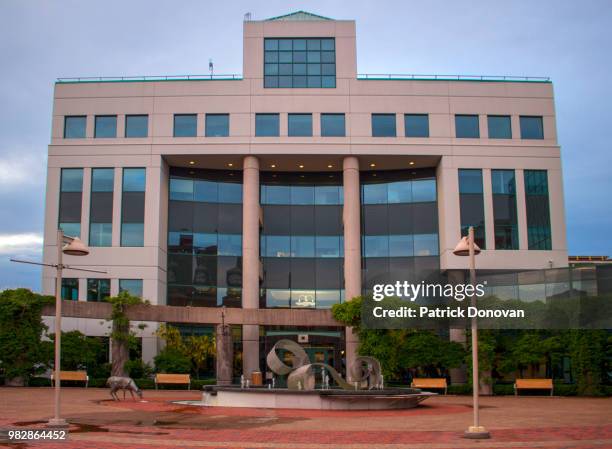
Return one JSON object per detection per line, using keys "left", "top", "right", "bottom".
{"left": 42, "top": 11, "right": 567, "bottom": 378}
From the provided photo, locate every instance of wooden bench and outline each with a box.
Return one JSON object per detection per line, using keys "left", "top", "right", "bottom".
{"left": 154, "top": 373, "right": 191, "bottom": 390}
{"left": 51, "top": 371, "right": 89, "bottom": 387}
{"left": 411, "top": 378, "right": 447, "bottom": 394}
{"left": 514, "top": 378, "right": 553, "bottom": 396}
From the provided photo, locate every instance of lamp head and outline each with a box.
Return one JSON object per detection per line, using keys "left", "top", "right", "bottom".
{"left": 453, "top": 236, "right": 481, "bottom": 256}
{"left": 62, "top": 237, "right": 89, "bottom": 256}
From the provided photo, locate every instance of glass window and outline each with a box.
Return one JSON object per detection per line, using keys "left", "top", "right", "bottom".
{"left": 94, "top": 115, "right": 117, "bottom": 138}
{"left": 315, "top": 185, "right": 342, "bottom": 205}
{"left": 218, "top": 182, "right": 242, "bottom": 203}
{"left": 492, "top": 169, "right": 518, "bottom": 250}
{"left": 91, "top": 168, "right": 114, "bottom": 192}
{"left": 194, "top": 180, "right": 218, "bottom": 202}
{"left": 174, "top": 114, "right": 197, "bottom": 137}
{"left": 264, "top": 236, "right": 291, "bottom": 257}
{"left": 90, "top": 223, "right": 112, "bottom": 246}
{"left": 218, "top": 234, "right": 242, "bottom": 256}
{"left": 61, "top": 278, "right": 79, "bottom": 300}
{"left": 455, "top": 115, "right": 480, "bottom": 138}
{"left": 266, "top": 289, "right": 291, "bottom": 308}
{"left": 291, "top": 290, "right": 316, "bottom": 308}
{"left": 372, "top": 114, "right": 396, "bottom": 137}
{"left": 59, "top": 222, "right": 81, "bottom": 237}
{"left": 487, "top": 115, "right": 511, "bottom": 139}
{"left": 321, "top": 113, "right": 345, "bottom": 137}
{"left": 119, "top": 279, "right": 143, "bottom": 297}
{"left": 412, "top": 179, "right": 436, "bottom": 202}
{"left": 87, "top": 279, "right": 110, "bottom": 302}
{"left": 262, "top": 185, "right": 291, "bottom": 204}
{"left": 121, "top": 223, "right": 144, "bottom": 246}
{"left": 64, "top": 116, "right": 86, "bottom": 138}
{"left": 364, "top": 235, "right": 389, "bottom": 257}
{"left": 459, "top": 169, "right": 486, "bottom": 249}
{"left": 389, "top": 235, "right": 414, "bottom": 257}
{"left": 170, "top": 178, "right": 193, "bottom": 201}
{"left": 264, "top": 38, "right": 335, "bottom": 89}
{"left": 520, "top": 116, "right": 544, "bottom": 139}
{"left": 290, "top": 185, "right": 314, "bottom": 205}
{"left": 61, "top": 168, "right": 83, "bottom": 192}
{"left": 362, "top": 183, "right": 387, "bottom": 204}
{"left": 315, "top": 236, "right": 341, "bottom": 257}
{"left": 288, "top": 113, "right": 312, "bottom": 137}
{"left": 125, "top": 115, "right": 148, "bottom": 138}
{"left": 193, "top": 233, "right": 217, "bottom": 254}
{"left": 205, "top": 114, "right": 229, "bottom": 137}
{"left": 387, "top": 181, "right": 412, "bottom": 203}
{"left": 404, "top": 114, "right": 429, "bottom": 137}
{"left": 255, "top": 113, "right": 280, "bottom": 137}
{"left": 414, "top": 234, "right": 439, "bottom": 256}
{"left": 291, "top": 236, "right": 315, "bottom": 257}
{"left": 524, "top": 170, "right": 551, "bottom": 250}
{"left": 316, "top": 290, "right": 341, "bottom": 308}
{"left": 123, "top": 168, "right": 146, "bottom": 192}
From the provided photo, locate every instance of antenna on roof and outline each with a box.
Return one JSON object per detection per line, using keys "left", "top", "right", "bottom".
{"left": 209, "top": 58, "right": 214, "bottom": 77}
{"left": 244, "top": 12, "right": 252, "bottom": 21}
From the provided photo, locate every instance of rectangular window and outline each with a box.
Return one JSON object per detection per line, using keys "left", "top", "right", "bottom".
{"left": 89, "top": 168, "right": 114, "bottom": 247}
{"left": 61, "top": 278, "right": 79, "bottom": 301}
{"left": 87, "top": 278, "right": 110, "bottom": 301}
{"left": 59, "top": 168, "right": 83, "bottom": 237}
{"left": 524, "top": 170, "right": 551, "bottom": 250}
{"left": 487, "top": 115, "right": 512, "bottom": 139}
{"left": 119, "top": 279, "right": 143, "bottom": 297}
{"left": 520, "top": 116, "right": 544, "bottom": 139}
{"left": 64, "top": 116, "right": 86, "bottom": 139}
{"left": 288, "top": 113, "right": 312, "bottom": 136}
{"left": 455, "top": 115, "right": 480, "bottom": 138}
{"left": 94, "top": 115, "right": 117, "bottom": 138}
{"left": 255, "top": 113, "right": 280, "bottom": 137}
{"left": 492, "top": 169, "right": 518, "bottom": 250}
{"left": 458, "top": 169, "right": 486, "bottom": 249}
{"left": 125, "top": 115, "right": 148, "bottom": 138}
{"left": 173, "top": 114, "right": 197, "bottom": 137}
{"left": 121, "top": 168, "right": 145, "bottom": 246}
{"left": 404, "top": 114, "right": 429, "bottom": 137}
{"left": 372, "top": 114, "right": 396, "bottom": 137}
{"left": 321, "top": 113, "right": 345, "bottom": 137}
{"left": 264, "top": 38, "right": 335, "bottom": 88}
{"left": 205, "top": 114, "right": 229, "bottom": 137}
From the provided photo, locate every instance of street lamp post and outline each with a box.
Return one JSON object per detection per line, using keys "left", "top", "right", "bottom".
{"left": 47, "top": 229, "right": 89, "bottom": 428}
{"left": 453, "top": 226, "right": 490, "bottom": 439}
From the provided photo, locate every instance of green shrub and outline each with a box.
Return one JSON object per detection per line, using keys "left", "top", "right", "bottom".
{"left": 154, "top": 347, "right": 191, "bottom": 374}
{"left": 447, "top": 384, "right": 472, "bottom": 395}
{"left": 124, "top": 359, "right": 153, "bottom": 379}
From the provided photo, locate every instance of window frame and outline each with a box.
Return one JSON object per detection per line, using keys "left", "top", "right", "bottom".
{"left": 487, "top": 115, "right": 512, "bottom": 139}
{"left": 173, "top": 114, "right": 198, "bottom": 137}
{"left": 455, "top": 114, "right": 480, "bottom": 138}
{"left": 288, "top": 113, "right": 313, "bottom": 137}
{"left": 404, "top": 114, "right": 429, "bottom": 138}
{"left": 125, "top": 114, "right": 149, "bottom": 138}
{"left": 371, "top": 113, "right": 397, "bottom": 137}
{"left": 255, "top": 113, "right": 280, "bottom": 137}
{"left": 94, "top": 115, "right": 118, "bottom": 139}
{"left": 63, "top": 116, "right": 87, "bottom": 139}
{"left": 205, "top": 113, "right": 230, "bottom": 137}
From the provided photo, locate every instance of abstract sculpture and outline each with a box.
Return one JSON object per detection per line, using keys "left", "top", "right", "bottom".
{"left": 266, "top": 339, "right": 383, "bottom": 391}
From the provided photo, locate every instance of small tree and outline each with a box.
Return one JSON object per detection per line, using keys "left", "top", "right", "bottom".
{"left": 47, "top": 330, "right": 103, "bottom": 371}
{"left": 0, "top": 289, "right": 53, "bottom": 385}
{"left": 106, "top": 291, "right": 148, "bottom": 377}
{"left": 156, "top": 324, "right": 216, "bottom": 377}
{"left": 186, "top": 334, "right": 216, "bottom": 378}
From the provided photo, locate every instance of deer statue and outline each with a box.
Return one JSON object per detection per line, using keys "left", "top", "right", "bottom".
{"left": 106, "top": 376, "right": 143, "bottom": 401}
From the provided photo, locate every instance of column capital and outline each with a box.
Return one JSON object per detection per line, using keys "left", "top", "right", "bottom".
{"left": 343, "top": 155, "right": 359, "bottom": 171}
{"left": 243, "top": 155, "right": 259, "bottom": 171}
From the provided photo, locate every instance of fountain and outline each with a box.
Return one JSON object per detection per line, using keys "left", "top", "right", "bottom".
{"left": 178, "top": 339, "right": 435, "bottom": 410}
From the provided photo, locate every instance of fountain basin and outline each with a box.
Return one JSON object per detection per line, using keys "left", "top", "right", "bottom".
{"left": 176, "top": 386, "right": 436, "bottom": 410}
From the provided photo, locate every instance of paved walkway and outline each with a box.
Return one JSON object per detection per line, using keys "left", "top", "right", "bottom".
{"left": 1, "top": 388, "right": 610, "bottom": 448}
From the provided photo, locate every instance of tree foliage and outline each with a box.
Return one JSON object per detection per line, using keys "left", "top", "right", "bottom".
{"left": 47, "top": 330, "right": 103, "bottom": 371}
{"left": 155, "top": 324, "right": 216, "bottom": 377}
{"left": 0, "top": 289, "right": 53, "bottom": 383}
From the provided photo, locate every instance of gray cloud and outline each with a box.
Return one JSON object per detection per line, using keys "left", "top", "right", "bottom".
{"left": 1, "top": 0, "right": 611, "bottom": 291}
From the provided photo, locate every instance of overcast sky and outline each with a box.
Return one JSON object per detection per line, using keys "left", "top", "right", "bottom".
{"left": 1, "top": 0, "right": 611, "bottom": 292}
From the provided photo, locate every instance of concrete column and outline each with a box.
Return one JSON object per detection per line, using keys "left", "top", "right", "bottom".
{"left": 515, "top": 169, "right": 528, "bottom": 250}
{"left": 343, "top": 156, "right": 361, "bottom": 381}
{"left": 216, "top": 324, "right": 234, "bottom": 385}
{"left": 447, "top": 270, "right": 468, "bottom": 385}
{"left": 242, "top": 155, "right": 260, "bottom": 376}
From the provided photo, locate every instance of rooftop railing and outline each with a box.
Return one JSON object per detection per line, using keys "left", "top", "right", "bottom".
{"left": 56, "top": 73, "right": 551, "bottom": 84}
{"left": 357, "top": 74, "right": 550, "bottom": 82}
{"left": 56, "top": 74, "right": 243, "bottom": 83}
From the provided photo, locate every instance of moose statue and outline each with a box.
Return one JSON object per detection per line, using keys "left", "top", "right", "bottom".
{"left": 106, "top": 376, "right": 143, "bottom": 401}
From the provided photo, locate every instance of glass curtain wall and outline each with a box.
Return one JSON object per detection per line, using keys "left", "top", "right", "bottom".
{"left": 361, "top": 169, "right": 440, "bottom": 295}
{"left": 167, "top": 168, "right": 243, "bottom": 307}
{"left": 261, "top": 172, "right": 344, "bottom": 309}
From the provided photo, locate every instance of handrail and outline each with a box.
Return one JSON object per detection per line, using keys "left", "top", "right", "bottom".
{"left": 56, "top": 74, "right": 243, "bottom": 83}
{"left": 357, "top": 73, "right": 550, "bottom": 82}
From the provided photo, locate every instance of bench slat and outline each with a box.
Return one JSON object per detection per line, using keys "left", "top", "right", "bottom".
{"left": 514, "top": 378, "right": 554, "bottom": 396}
{"left": 155, "top": 374, "right": 191, "bottom": 389}
{"left": 411, "top": 378, "right": 447, "bottom": 394}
